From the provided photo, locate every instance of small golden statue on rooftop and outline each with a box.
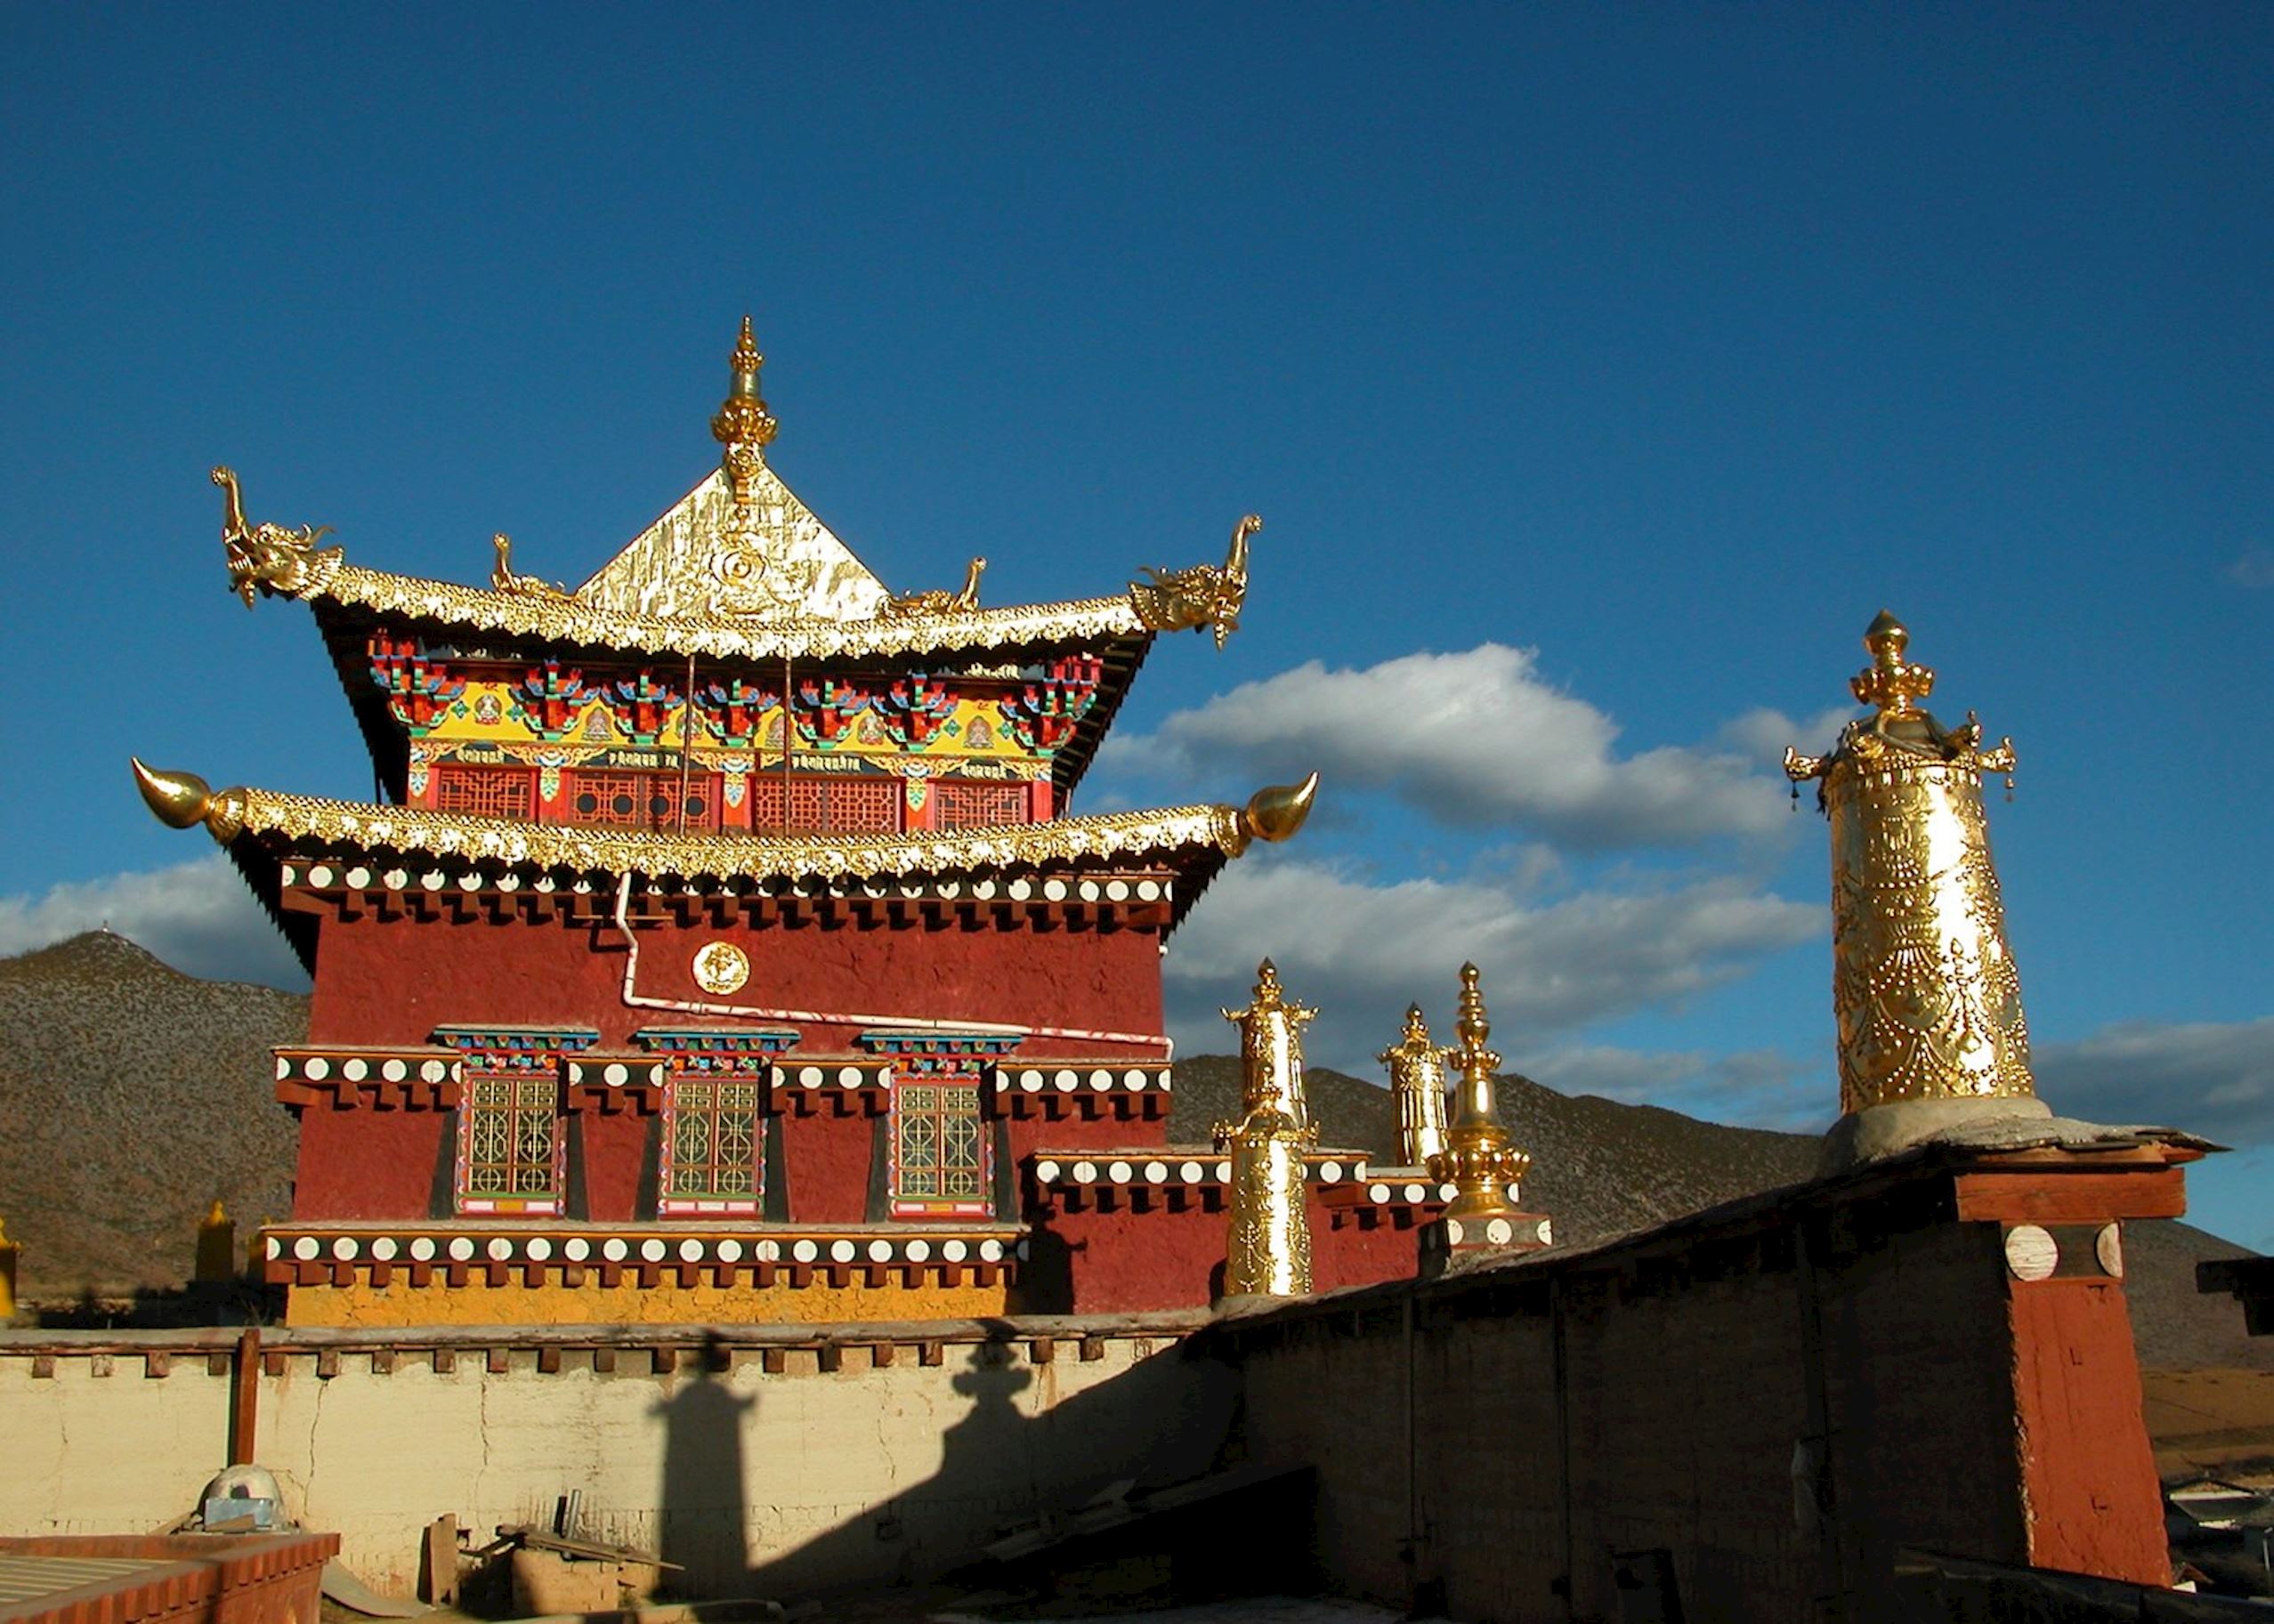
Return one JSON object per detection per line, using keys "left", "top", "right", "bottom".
{"left": 1785, "top": 610, "right": 2034, "bottom": 1123}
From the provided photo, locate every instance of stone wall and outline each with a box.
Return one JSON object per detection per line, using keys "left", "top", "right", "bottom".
{"left": 0, "top": 1317, "right": 1226, "bottom": 1599}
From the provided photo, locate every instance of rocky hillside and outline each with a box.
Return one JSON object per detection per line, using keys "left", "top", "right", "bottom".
{"left": 0, "top": 932, "right": 2261, "bottom": 1373}
{"left": 0, "top": 931, "right": 305, "bottom": 1299}
{"left": 1168, "top": 1054, "right": 1820, "bottom": 1249}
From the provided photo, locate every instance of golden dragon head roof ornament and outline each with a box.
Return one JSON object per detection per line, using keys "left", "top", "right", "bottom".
{"left": 211, "top": 466, "right": 342, "bottom": 608}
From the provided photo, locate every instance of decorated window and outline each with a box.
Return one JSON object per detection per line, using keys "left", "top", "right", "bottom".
{"left": 563, "top": 768, "right": 719, "bottom": 833}
{"left": 746, "top": 774, "right": 902, "bottom": 834}
{"left": 433, "top": 764, "right": 537, "bottom": 820}
{"left": 890, "top": 1075, "right": 989, "bottom": 1216}
{"left": 932, "top": 779, "right": 1030, "bottom": 830}
{"left": 457, "top": 1071, "right": 562, "bottom": 1213}
{"left": 660, "top": 1078, "right": 763, "bottom": 1212}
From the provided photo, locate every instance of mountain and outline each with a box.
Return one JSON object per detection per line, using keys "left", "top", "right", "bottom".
{"left": 0, "top": 931, "right": 306, "bottom": 1299}
{"left": 1167, "top": 1054, "right": 1821, "bottom": 1249}
{"left": 0, "top": 933, "right": 2261, "bottom": 1378}
{"left": 1169, "top": 1055, "right": 2270, "bottom": 1373}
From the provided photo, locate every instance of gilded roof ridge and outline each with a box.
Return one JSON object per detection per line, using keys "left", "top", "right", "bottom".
{"left": 211, "top": 467, "right": 1258, "bottom": 658}
{"left": 130, "top": 762, "right": 1321, "bottom": 885}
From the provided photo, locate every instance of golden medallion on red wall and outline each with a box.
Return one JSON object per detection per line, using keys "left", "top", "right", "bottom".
{"left": 692, "top": 941, "right": 751, "bottom": 996}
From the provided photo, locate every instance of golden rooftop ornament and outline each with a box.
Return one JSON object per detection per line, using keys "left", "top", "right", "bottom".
{"left": 1427, "top": 964, "right": 1532, "bottom": 1224}
{"left": 212, "top": 466, "right": 340, "bottom": 609}
{"left": 710, "top": 315, "right": 779, "bottom": 509}
{"left": 1380, "top": 1003, "right": 1452, "bottom": 1168}
{"left": 1213, "top": 958, "right": 1318, "bottom": 1297}
{"left": 1784, "top": 610, "right": 2033, "bottom": 1115}
{"left": 1131, "top": 513, "right": 1258, "bottom": 649}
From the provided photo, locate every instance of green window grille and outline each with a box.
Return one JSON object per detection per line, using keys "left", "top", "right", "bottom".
{"left": 461, "top": 1072, "right": 559, "bottom": 1198}
{"left": 666, "top": 1079, "right": 762, "bottom": 1200}
{"left": 894, "top": 1080, "right": 984, "bottom": 1203}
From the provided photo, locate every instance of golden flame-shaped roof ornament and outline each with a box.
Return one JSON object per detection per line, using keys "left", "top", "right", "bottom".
{"left": 1213, "top": 958, "right": 1318, "bottom": 1298}
{"left": 710, "top": 315, "right": 779, "bottom": 511}
{"left": 1380, "top": 1004, "right": 1452, "bottom": 1168}
{"left": 1785, "top": 611, "right": 2034, "bottom": 1124}
{"left": 1427, "top": 964, "right": 1532, "bottom": 1225}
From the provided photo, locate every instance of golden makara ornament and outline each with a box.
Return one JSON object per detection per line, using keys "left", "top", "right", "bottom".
{"left": 1785, "top": 610, "right": 2033, "bottom": 1114}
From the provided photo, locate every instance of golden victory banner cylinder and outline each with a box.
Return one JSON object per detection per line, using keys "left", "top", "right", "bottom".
{"left": 1224, "top": 1127, "right": 1316, "bottom": 1297}
{"left": 1380, "top": 1004, "right": 1452, "bottom": 1168}
{"left": 1214, "top": 959, "right": 1318, "bottom": 1298}
{"left": 1789, "top": 611, "right": 2034, "bottom": 1116}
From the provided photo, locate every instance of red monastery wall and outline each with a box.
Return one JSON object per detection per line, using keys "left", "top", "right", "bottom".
{"left": 305, "top": 909, "right": 1166, "bottom": 1051}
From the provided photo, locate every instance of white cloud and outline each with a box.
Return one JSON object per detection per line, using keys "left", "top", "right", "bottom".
{"left": 1104, "top": 644, "right": 1796, "bottom": 848}
{"left": 1166, "top": 856, "right": 1820, "bottom": 1071}
{"left": 1718, "top": 704, "right": 1859, "bottom": 765}
{"left": 2036, "top": 1016, "right": 2274, "bottom": 1147}
{"left": 0, "top": 855, "right": 308, "bottom": 990}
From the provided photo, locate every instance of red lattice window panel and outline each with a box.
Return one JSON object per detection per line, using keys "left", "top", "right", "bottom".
{"left": 563, "top": 769, "right": 721, "bottom": 833}
{"left": 433, "top": 765, "right": 537, "bottom": 820}
{"left": 932, "top": 779, "right": 1030, "bottom": 830}
{"left": 746, "top": 775, "right": 903, "bottom": 835}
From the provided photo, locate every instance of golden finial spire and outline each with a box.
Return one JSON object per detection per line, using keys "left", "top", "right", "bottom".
{"left": 1849, "top": 609, "right": 1937, "bottom": 715}
{"left": 1380, "top": 1003, "right": 1452, "bottom": 1168}
{"left": 1428, "top": 964, "right": 1532, "bottom": 1225}
{"left": 710, "top": 314, "right": 779, "bottom": 508}
{"left": 1786, "top": 613, "right": 2033, "bottom": 1126}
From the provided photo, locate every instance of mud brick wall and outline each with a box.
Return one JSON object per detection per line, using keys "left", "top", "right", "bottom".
{"left": 1210, "top": 1157, "right": 2162, "bottom": 1624}
{"left": 0, "top": 1315, "right": 1225, "bottom": 1599}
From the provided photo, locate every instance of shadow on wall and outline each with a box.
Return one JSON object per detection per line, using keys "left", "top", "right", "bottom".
{"left": 654, "top": 1336, "right": 757, "bottom": 1596}
{"left": 684, "top": 1325, "right": 1242, "bottom": 1601}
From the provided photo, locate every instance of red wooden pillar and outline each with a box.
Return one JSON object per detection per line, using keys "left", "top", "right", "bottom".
{"left": 1954, "top": 1151, "right": 2196, "bottom": 1587}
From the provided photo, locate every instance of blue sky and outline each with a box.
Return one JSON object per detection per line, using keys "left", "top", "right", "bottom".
{"left": 3, "top": 5, "right": 2267, "bottom": 1246}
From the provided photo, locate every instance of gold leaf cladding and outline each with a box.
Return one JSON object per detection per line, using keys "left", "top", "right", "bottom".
{"left": 142, "top": 776, "right": 1255, "bottom": 883}
{"left": 1786, "top": 611, "right": 2033, "bottom": 1112}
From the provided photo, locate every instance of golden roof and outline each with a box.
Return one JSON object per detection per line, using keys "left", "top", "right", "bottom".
{"left": 211, "top": 321, "right": 1258, "bottom": 658}
{"left": 131, "top": 762, "right": 1319, "bottom": 886}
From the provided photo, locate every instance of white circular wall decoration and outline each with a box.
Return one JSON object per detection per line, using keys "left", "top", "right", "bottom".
{"left": 2004, "top": 1224, "right": 2060, "bottom": 1282}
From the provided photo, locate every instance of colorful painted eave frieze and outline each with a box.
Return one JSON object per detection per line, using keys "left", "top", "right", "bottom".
{"left": 259, "top": 1223, "right": 1029, "bottom": 1290}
